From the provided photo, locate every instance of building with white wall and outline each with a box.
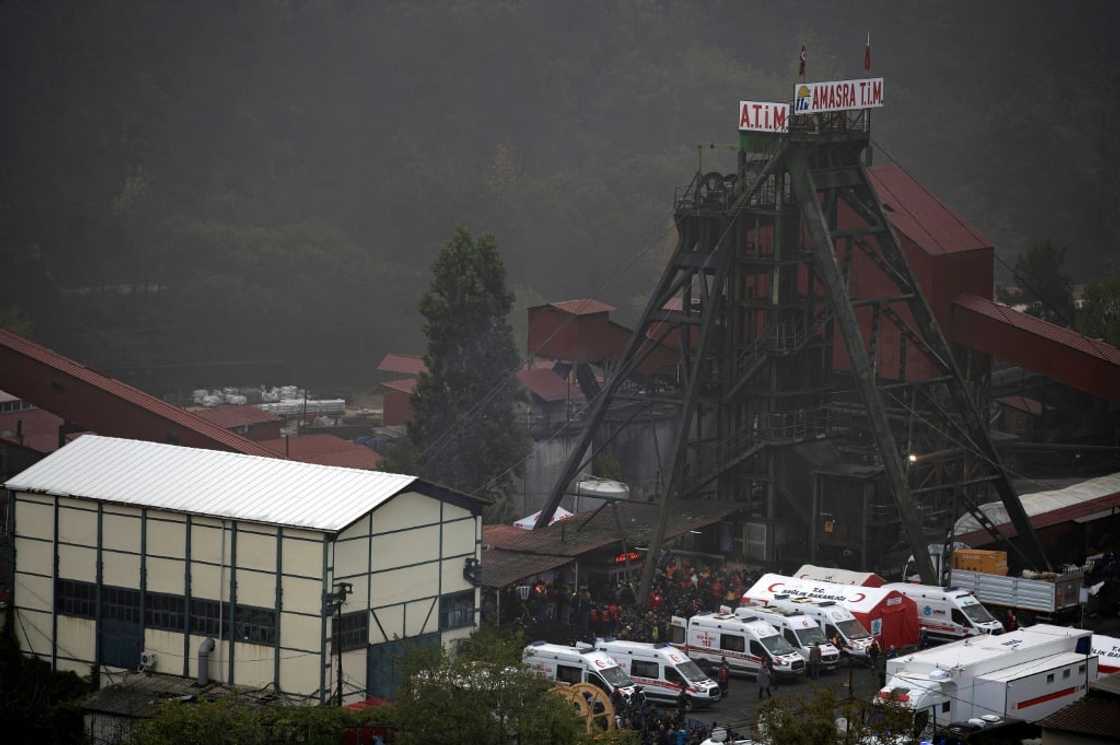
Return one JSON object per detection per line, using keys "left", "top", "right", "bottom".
{"left": 5, "top": 434, "right": 483, "bottom": 703}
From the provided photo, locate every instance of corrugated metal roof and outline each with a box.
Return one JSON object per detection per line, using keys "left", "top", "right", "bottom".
{"left": 866, "top": 164, "right": 990, "bottom": 256}
{"left": 515, "top": 367, "right": 580, "bottom": 403}
{"left": 954, "top": 471, "right": 1120, "bottom": 540}
{"left": 377, "top": 353, "right": 427, "bottom": 376}
{"left": 481, "top": 549, "right": 573, "bottom": 588}
{"left": 0, "top": 328, "right": 275, "bottom": 456}
{"left": 4, "top": 434, "right": 417, "bottom": 532}
{"left": 548, "top": 299, "right": 616, "bottom": 316}
{"left": 260, "top": 434, "right": 383, "bottom": 471}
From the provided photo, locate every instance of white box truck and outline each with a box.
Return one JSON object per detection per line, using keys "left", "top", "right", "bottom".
{"left": 949, "top": 568, "right": 1082, "bottom": 622}
{"left": 881, "top": 582, "right": 1003, "bottom": 643}
{"left": 877, "top": 624, "right": 1098, "bottom": 729}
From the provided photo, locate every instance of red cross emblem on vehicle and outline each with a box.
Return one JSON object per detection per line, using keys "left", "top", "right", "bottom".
{"left": 697, "top": 631, "right": 715, "bottom": 648}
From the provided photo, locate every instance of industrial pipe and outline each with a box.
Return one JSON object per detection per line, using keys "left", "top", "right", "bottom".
{"left": 197, "top": 637, "right": 216, "bottom": 686}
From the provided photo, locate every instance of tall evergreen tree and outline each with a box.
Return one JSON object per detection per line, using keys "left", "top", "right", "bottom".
{"left": 384, "top": 227, "right": 529, "bottom": 522}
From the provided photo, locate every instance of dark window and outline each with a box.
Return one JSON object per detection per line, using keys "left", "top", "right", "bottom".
{"left": 1046, "top": 673, "right": 1054, "bottom": 684}
{"left": 55, "top": 579, "right": 96, "bottom": 618}
{"left": 783, "top": 629, "right": 798, "bottom": 647}
{"left": 588, "top": 673, "right": 608, "bottom": 693}
{"left": 234, "top": 605, "right": 277, "bottom": 645}
{"left": 439, "top": 590, "right": 475, "bottom": 631}
{"left": 1079, "top": 664, "right": 1086, "bottom": 674}
{"left": 749, "top": 640, "right": 765, "bottom": 659}
{"left": 951, "top": 609, "right": 967, "bottom": 627}
{"left": 941, "top": 701, "right": 951, "bottom": 713}
{"left": 670, "top": 625, "right": 686, "bottom": 644}
{"left": 190, "top": 598, "right": 224, "bottom": 637}
{"left": 101, "top": 586, "right": 141, "bottom": 624}
{"left": 1062, "top": 669, "right": 1071, "bottom": 679}
{"left": 631, "top": 660, "right": 659, "bottom": 679}
{"left": 665, "top": 667, "right": 685, "bottom": 688}
{"left": 556, "top": 664, "right": 583, "bottom": 684}
{"left": 144, "top": 592, "right": 186, "bottom": 631}
{"left": 332, "top": 611, "right": 369, "bottom": 652}
{"left": 720, "top": 634, "right": 745, "bottom": 653}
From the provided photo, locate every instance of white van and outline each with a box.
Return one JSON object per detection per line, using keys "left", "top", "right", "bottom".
{"left": 765, "top": 596, "right": 875, "bottom": 659}
{"left": 735, "top": 604, "right": 841, "bottom": 669}
{"left": 522, "top": 641, "right": 641, "bottom": 703}
{"left": 594, "top": 639, "right": 722, "bottom": 707}
{"left": 670, "top": 612, "right": 805, "bottom": 678}
{"left": 881, "top": 582, "right": 1003, "bottom": 642}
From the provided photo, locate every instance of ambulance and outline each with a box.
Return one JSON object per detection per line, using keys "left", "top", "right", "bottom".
{"left": 750, "top": 595, "right": 875, "bottom": 659}
{"left": 735, "top": 604, "right": 841, "bottom": 669}
{"left": 881, "top": 582, "right": 1003, "bottom": 642}
{"left": 522, "top": 641, "right": 641, "bottom": 703}
{"left": 1092, "top": 634, "right": 1120, "bottom": 674}
{"left": 594, "top": 639, "right": 722, "bottom": 707}
{"left": 669, "top": 612, "right": 805, "bottom": 678}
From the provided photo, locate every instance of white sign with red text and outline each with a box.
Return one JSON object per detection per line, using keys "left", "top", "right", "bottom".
{"left": 793, "top": 77, "right": 884, "bottom": 115}
{"left": 738, "top": 101, "right": 790, "bottom": 133}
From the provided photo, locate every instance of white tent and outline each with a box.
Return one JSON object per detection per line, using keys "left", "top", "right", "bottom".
{"left": 513, "top": 506, "right": 574, "bottom": 530}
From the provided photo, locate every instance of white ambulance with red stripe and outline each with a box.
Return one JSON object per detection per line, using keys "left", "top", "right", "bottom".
{"left": 594, "top": 639, "right": 722, "bottom": 707}
{"left": 881, "top": 582, "right": 1003, "bottom": 642}
{"left": 669, "top": 611, "right": 805, "bottom": 678}
{"left": 1091, "top": 634, "right": 1120, "bottom": 675}
{"left": 878, "top": 624, "right": 1098, "bottom": 727}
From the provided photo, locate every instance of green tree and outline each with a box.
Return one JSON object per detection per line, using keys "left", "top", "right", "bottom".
{"left": 1013, "top": 240, "right": 1074, "bottom": 324}
{"left": 384, "top": 227, "right": 531, "bottom": 522}
{"left": 755, "top": 687, "right": 916, "bottom": 745}
{"left": 0, "top": 634, "right": 89, "bottom": 745}
{"left": 1076, "top": 273, "right": 1120, "bottom": 347}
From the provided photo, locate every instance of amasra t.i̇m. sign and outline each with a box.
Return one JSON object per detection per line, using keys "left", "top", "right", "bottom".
{"left": 738, "top": 101, "right": 790, "bottom": 133}
{"left": 793, "top": 77, "right": 884, "bottom": 115}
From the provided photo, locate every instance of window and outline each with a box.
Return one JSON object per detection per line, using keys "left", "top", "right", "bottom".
{"left": 631, "top": 660, "right": 659, "bottom": 679}
{"left": 101, "top": 586, "right": 141, "bottom": 624}
{"left": 1079, "top": 664, "right": 1086, "bottom": 674}
{"left": 783, "top": 629, "right": 798, "bottom": 647}
{"left": 556, "top": 664, "right": 583, "bottom": 684}
{"left": 190, "top": 598, "right": 224, "bottom": 637}
{"left": 749, "top": 640, "right": 765, "bottom": 659}
{"left": 145, "top": 592, "right": 186, "bottom": 631}
{"left": 332, "top": 611, "right": 369, "bottom": 652}
{"left": 720, "top": 634, "right": 745, "bottom": 653}
{"left": 439, "top": 591, "right": 475, "bottom": 631}
{"left": 665, "top": 667, "right": 685, "bottom": 688}
{"left": 55, "top": 579, "right": 96, "bottom": 619}
{"left": 941, "top": 701, "right": 951, "bottom": 714}
{"left": 1046, "top": 673, "right": 1054, "bottom": 684}
{"left": 670, "top": 625, "right": 685, "bottom": 644}
{"left": 1062, "top": 669, "right": 1071, "bottom": 679}
{"left": 234, "top": 605, "right": 277, "bottom": 645}
{"left": 951, "top": 609, "right": 967, "bottom": 627}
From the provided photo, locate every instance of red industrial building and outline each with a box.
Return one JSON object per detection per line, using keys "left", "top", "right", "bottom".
{"left": 260, "top": 433, "right": 383, "bottom": 470}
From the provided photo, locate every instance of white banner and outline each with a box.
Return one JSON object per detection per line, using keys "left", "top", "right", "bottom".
{"left": 793, "top": 77, "right": 884, "bottom": 115}
{"left": 738, "top": 100, "right": 790, "bottom": 133}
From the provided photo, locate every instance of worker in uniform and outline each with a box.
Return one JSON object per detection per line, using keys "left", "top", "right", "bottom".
{"left": 757, "top": 658, "right": 773, "bottom": 699}
{"left": 717, "top": 657, "right": 731, "bottom": 695}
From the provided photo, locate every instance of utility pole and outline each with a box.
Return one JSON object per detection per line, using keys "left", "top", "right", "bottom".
{"left": 325, "top": 581, "right": 352, "bottom": 705}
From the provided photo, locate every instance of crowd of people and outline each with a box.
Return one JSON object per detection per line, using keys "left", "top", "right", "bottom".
{"left": 606, "top": 688, "right": 747, "bottom": 745}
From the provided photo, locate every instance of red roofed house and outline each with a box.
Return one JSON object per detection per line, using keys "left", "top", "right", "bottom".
{"left": 381, "top": 378, "right": 418, "bottom": 427}
{"left": 377, "top": 353, "right": 428, "bottom": 377}
{"left": 260, "top": 433, "right": 383, "bottom": 470}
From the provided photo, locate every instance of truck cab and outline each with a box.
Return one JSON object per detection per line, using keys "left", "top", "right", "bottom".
{"left": 882, "top": 583, "right": 1002, "bottom": 643}
{"left": 522, "top": 641, "right": 641, "bottom": 704}
{"left": 594, "top": 639, "right": 721, "bottom": 707}
{"left": 670, "top": 612, "right": 805, "bottom": 678}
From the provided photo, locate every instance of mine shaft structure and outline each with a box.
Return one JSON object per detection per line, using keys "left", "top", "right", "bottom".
{"left": 536, "top": 93, "right": 1050, "bottom": 600}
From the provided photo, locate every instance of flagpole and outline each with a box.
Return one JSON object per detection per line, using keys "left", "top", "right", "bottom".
{"left": 864, "top": 32, "right": 873, "bottom": 166}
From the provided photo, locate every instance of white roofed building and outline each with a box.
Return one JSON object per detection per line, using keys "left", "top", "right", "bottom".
{"left": 5, "top": 434, "right": 485, "bottom": 703}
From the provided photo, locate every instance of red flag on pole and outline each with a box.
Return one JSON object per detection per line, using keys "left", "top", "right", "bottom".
{"left": 864, "top": 32, "right": 871, "bottom": 71}
{"left": 799, "top": 45, "right": 807, "bottom": 79}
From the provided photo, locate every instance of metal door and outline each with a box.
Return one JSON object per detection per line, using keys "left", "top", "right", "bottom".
{"left": 366, "top": 633, "right": 440, "bottom": 699}
{"left": 100, "top": 617, "right": 143, "bottom": 670}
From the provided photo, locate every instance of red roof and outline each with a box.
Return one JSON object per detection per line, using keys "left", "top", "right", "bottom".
{"left": 997, "top": 396, "right": 1043, "bottom": 416}
{"left": 382, "top": 378, "right": 418, "bottom": 395}
{"left": 260, "top": 434, "right": 383, "bottom": 470}
{"left": 191, "top": 404, "right": 281, "bottom": 429}
{"left": 516, "top": 367, "right": 579, "bottom": 403}
{"left": 547, "top": 299, "right": 616, "bottom": 316}
{"left": 0, "top": 407, "right": 73, "bottom": 453}
{"left": 0, "top": 328, "right": 274, "bottom": 456}
{"left": 377, "top": 353, "right": 427, "bottom": 376}
{"left": 867, "top": 164, "right": 991, "bottom": 256}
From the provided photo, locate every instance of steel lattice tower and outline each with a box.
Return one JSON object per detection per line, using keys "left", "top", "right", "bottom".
{"left": 535, "top": 107, "right": 1049, "bottom": 601}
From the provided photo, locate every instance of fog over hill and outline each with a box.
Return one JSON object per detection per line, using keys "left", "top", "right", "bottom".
{"left": 1, "top": 1, "right": 1116, "bottom": 385}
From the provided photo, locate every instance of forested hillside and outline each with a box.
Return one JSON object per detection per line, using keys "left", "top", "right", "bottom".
{"left": 1, "top": 1, "right": 1116, "bottom": 386}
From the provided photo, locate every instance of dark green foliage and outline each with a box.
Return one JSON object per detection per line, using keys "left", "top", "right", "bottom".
{"left": 1012, "top": 240, "right": 1074, "bottom": 324}
{"left": 0, "top": 633, "right": 90, "bottom": 745}
{"left": 756, "top": 687, "right": 916, "bottom": 745}
{"left": 1076, "top": 273, "right": 1120, "bottom": 346}
{"left": 383, "top": 227, "right": 530, "bottom": 521}
{"left": 128, "top": 698, "right": 396, "bottom": 745}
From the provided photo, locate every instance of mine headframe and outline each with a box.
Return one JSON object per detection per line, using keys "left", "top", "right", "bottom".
{"left": 535, "top": 84, "right": 1050, "bottom": 600}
